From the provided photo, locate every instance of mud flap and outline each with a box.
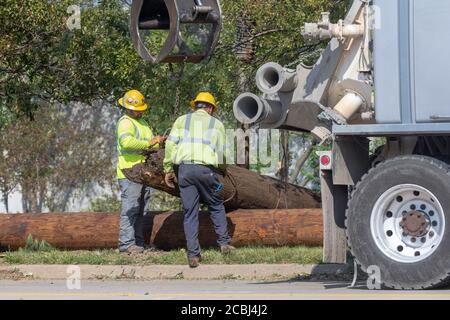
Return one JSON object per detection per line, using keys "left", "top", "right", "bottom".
{"left": 130, "top": 0, "right": 222, "bottom": 64}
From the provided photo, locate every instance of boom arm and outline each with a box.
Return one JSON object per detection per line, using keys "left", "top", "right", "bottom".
{"left": 233, "top": 0, "right": 373, "bottom": 142}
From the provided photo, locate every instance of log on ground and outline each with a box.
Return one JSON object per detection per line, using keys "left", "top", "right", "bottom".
{"left": 0, "top": 210, "right": 323, "bottom": 251}
{"left": 122, "top": 148, "right": 321, "bottom": 210}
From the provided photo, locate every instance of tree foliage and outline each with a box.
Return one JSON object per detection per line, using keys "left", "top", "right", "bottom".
{"left": 0, "top": 0, "right": 155, "bottom": 118}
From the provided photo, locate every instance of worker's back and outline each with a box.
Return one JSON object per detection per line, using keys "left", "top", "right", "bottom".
{"left": 164, "top": 109, "right": 225, "bottom": 172}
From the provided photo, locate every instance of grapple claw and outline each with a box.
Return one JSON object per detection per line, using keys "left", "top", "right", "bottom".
{"left": 130, "top": 0, "right": 222, "bottom": 64}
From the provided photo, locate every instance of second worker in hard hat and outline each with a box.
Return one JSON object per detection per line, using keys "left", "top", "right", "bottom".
{"left": 116, "top": 89, "right": 166, "bottom": 255}
{"left": 163, "top": 92, "right": 234, "bottom": 268}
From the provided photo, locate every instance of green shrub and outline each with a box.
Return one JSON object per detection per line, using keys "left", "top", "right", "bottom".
{"left": 23, "top": 234, "right": 54, "bottom": 252}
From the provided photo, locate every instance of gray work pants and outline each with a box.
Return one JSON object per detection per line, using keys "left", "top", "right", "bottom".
{"left": 177, "top": 164, "right": 231, "bottom": 258}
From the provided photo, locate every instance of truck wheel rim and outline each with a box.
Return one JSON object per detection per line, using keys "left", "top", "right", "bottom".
{"left": 370, "top": 184, "right": 445, "bottom": 263}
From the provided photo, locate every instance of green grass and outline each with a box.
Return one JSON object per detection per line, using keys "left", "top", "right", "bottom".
{"left": 2, "top": 246, "right": 323, "bottom": 265}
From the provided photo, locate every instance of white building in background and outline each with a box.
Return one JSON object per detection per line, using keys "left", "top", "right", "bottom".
{"left": 0, "top": 187, "right": 116, "bottom": 214}
{"left": 0, "top": 191, "right": 22, "bottom": 213}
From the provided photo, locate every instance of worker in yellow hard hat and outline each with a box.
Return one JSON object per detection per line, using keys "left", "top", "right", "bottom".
{"left": 116, "top": 89, "right": 166, "bottom": 255}
{"left": 163, "top": 92, "right": 234, "bottom": 268}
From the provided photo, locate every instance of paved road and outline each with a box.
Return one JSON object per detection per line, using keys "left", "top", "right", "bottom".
{"left": 1, "top": 280, "right": 450, "bottom": 300}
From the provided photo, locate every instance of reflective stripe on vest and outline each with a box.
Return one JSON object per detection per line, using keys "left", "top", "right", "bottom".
{"left": 118, "top": 149, "right": 143, "bottom": 156}
{"left": 168, "top": 113, "right": 217, "bottom": 151}
{"left": 117, "top": 116, "right": 148, "bottom": 156}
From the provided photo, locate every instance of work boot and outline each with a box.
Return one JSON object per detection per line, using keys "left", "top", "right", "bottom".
{"left": 120, "top": 245, "right": 145, "bottom": 255}
{"left": 220, "top": 245, "right": 236, "bottom": 255}
{"left": 188, "top": 255, "right": 202, "bottom": 268}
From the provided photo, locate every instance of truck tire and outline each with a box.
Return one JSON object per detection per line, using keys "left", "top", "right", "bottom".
{"left": 346, "top": 155, "right": 450, "bottom": 289}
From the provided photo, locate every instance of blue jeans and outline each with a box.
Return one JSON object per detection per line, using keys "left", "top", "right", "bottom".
{"left": 118, "top": 179, "right": 152, "bottom": 252}
{"left": 177, "top": 164, "right": 231, "bottom": 258}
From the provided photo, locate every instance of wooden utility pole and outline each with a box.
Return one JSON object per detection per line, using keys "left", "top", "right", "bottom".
{"left": 235, "top": 16, "right": 256, "bottom": 169}
{"left": 0, "top": 210, "right": 324, "bottom": 250}
{"left": 122, "top": 148, "right": 321, "bottom": 210}
{"left": 280, "top": 130, "right": 290, "bottom": 185}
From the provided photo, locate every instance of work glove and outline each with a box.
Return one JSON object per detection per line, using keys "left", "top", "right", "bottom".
{"left": 164, "top": 172, "right": 177, "bottom": 188}
{"left": 149, "top": 135, "right": 167, "bottom": 147}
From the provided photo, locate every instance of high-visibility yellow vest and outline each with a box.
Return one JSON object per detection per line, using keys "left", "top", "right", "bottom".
{"left": 116, "top": 115, "right": 155, "bottom": 179}
{"left": 163, "top": 109, "right": 226, "bottom": 173}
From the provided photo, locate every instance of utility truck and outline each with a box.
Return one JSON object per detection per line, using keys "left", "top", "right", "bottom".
{"left": 130, "top": 0, "right": 450, "bottom": 289}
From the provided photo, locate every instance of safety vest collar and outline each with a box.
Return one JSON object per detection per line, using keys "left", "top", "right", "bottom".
{"left": 194, "top": 109, "right": 209, "bottom": 115}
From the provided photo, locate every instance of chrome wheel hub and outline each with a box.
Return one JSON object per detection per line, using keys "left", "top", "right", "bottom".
{"left": 370, "top": 184, "right": 445, "bottom": 263}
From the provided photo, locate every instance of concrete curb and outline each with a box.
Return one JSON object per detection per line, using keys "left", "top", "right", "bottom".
{"left": 0, "top": 264, "right": 352, "bottom": 281}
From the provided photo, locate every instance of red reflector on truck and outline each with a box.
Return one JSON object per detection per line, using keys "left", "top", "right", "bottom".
{"left": 320, "top": 155, "right": 331, "bottom": 166}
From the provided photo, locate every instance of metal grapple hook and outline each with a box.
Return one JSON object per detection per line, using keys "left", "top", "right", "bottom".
{"left": 130, "top": 0, "right": 222, "bottom": 64}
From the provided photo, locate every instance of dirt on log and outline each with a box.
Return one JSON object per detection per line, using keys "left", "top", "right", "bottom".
{"left": 0, "top": 210, "right": 323, "bottom": 251}
{"left": 122, "top": 148, "right": 321, "bottom": 210}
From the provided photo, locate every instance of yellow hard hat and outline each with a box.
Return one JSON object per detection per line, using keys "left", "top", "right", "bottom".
{"left": 118, "top": 90, "right": 148, "bottom": 111}
{"left": 190, "top": 92, "right": 217, "bottom": 111}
